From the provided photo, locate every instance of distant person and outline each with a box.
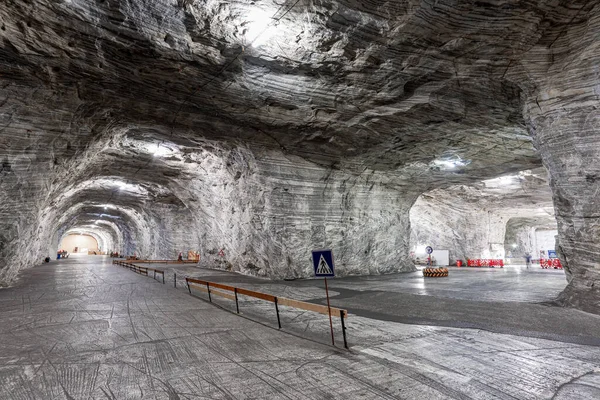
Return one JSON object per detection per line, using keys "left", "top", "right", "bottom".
{"left": 178, "top": 252, "right": 183, "bottom": 262}
{"left": 525, "top": 253, "right": 532, "bottom": 269}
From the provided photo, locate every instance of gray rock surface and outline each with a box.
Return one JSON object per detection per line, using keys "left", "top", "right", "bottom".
{"left": 410, "top": 168, "right": 556, "bottom": 262}
{"left": 503, "top": 217, "right": 557, "bottom": 260}
{"left": 0, "top": 0, "right": 599, "bottom": 309}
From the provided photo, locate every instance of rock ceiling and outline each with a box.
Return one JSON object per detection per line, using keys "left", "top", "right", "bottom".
{"left": 4, "top": 0, "right": 574, "bottom": 175}
{"left": 1, "top": 0, "right": 599, "bottom": 309}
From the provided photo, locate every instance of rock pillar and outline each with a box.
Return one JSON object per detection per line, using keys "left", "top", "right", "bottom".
{"left": 523, "top": 8, "right": 600, "bottom": 311}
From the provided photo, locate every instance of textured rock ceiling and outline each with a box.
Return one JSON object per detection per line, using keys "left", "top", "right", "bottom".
{"left": 1, "top": 0, "right": 599, "bottom": 310}
{"left": 2, "top": 0, "right": 562, "bottom": 176}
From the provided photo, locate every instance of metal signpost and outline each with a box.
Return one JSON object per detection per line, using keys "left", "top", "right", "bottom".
{"left": 312, "top": 249, "right": 335, "bottom": 346}
{"left": 426, "top": 246, "right": 433, "bottom": 266}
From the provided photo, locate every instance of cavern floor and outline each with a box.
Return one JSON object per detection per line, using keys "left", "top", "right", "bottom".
{"left": 146, "top": 262, "right": 600, "bottom": 346}
{"left": 3, "top": 257, "right": 600, "bottom": 399}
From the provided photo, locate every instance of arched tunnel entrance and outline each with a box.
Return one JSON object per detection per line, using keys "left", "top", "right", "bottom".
{"left": 59, "top": 233, "right": 100, "bottom": 254}
{"left": 409, "top": 168, "right": 569, "bottom": 300}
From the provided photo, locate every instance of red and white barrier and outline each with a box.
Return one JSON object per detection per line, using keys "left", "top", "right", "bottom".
{"left": 467, "top": 259, "right": 504, "bottom": 268}
{"left": 540, "top": 258, "right": 562, "bottom": 269}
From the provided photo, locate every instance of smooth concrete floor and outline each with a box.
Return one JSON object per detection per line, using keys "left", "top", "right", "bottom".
{"left": 156, "top": 263, "right": 600, "bottom": 346}
{"left": 2, "top": 256, "right": 600, "bottom": 399}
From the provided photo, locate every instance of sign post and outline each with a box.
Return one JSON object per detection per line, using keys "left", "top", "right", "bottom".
{"left": 426, "top": 246, "right": 433, "bottom": 266}
{"left": 312, "top": 249, "right": 335, "bottom": 346}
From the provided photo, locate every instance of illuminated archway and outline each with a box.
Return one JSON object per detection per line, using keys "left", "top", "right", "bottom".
{"left": 59, "top": 233, "right": 99, "bottom": 254}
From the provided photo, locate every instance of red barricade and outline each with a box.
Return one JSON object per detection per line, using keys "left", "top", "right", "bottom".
{"left": 466, "top": 259, "right": 504, "bottom": 268}
{"left": 540, "top": 258, "right": 562, "bottom": 269}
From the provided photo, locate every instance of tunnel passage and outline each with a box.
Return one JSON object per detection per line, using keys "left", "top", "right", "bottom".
{"left": 0, "top": 0, "right": 599, "bottom": 311}
{"left": 503, "top": 217, "right": 558, "bottom": 262}
{"left": 59, "top": 233, "right": 100, "bottom": 254}
{"left": 409, "top": 168, "right": 557, "bottom": 263}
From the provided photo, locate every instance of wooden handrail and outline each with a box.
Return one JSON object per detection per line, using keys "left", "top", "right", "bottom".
{"left": 187, "top": 282, "right": 236, "bottom": 301}
{"left": 185, "top": 277, "right": 346, "bottom": 318}
{"left": 278, "top": 297, "right": 345, "bottom": 318}
{"left": 113, "top": 260, "right": 165, "bottom": 276}
{"left": 236, "top": 287, "right": 277, "bottom": 302}
{"left": 113, "top": 259, "right": 348, "bottom": 348}
{"left": 192, "top": 280, "right": 236, "bottom": 292}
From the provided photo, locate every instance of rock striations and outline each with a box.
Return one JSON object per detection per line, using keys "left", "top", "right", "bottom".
{"left": 0, "top": 0, "right": 598, "bottom": 310}
{"left": 410, "top": 168, "right": 556, "bottom": 263}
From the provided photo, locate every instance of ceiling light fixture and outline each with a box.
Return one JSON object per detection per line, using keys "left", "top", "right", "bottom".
{"left": 484, "top": 175, "right": 518, "bottom": 187}
{"left": 146, "top": 143, "right": 174, "bottom": 157}
{"left": 432, "top": 158, "right": 470, "bottom": 170}
{"left": 245, "top": 9, "right": 277, "bottom": 47}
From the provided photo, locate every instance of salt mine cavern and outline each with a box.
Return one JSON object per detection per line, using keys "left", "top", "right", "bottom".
{"left": 1, "top": 0, "right": 600, "bottom": 398}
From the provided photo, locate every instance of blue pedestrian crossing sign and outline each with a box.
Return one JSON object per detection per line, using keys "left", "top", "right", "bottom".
{"left": 312, "top": 249, "right": 335, "bottom": 277}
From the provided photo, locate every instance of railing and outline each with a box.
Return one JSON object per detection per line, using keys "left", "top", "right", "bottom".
{"left": 113, "top": 260, "right": 165, "bottom": 284}
{"left": 112, "top": 259, "right": 349, "bottom": 349}
{"left": 185, "top": 277, "right": 348, "bottom": 349}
